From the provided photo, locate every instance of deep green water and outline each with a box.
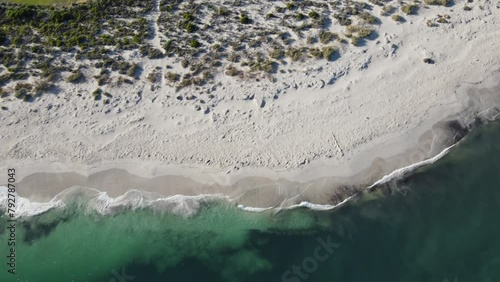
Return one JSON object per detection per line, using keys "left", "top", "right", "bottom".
{"left": 2, "top": 122, "right": 500, "bottom": 282}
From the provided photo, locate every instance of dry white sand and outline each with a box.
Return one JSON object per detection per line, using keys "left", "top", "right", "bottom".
{"left": 2, "top": 0, "right": 500, "bottom": 208}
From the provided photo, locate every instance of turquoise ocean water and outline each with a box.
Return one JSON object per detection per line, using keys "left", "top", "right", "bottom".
{"left": 1, "top": 121, "right": 500, "bottom": 282}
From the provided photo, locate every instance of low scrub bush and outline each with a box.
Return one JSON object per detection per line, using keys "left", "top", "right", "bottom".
{"left": 392, "top": 14, "right": 404, "bottom": 21}
{"left": 401, "top": 3, "right": 418, "bottom": 15}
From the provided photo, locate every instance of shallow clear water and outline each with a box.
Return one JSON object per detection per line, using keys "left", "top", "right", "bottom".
{"left": 2, "top": 122, "right": 500, "bottom": 282}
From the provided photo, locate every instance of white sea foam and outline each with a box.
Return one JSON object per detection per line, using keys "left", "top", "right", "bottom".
{"left": 238, "top": 144, "right": 457, "bottom": 213}
{"left": 0, "top": 187, "right": 65, "bottom": 218}
{"left": 237, "top": 205, "right": 273, "bottom": 212}
{"left": 0, "top": 145, "right": 456, "bottom": 218}
{"left": 367, "top": 144, "right": 456, "bottom": 189}
{"left": 0, "top": 186, "right": 230, "bottom": 219}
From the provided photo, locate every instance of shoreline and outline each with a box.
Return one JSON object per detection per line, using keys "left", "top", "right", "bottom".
{"left": 1, "top": 70, "right": 500, "bottom": 213}
{"left": 0, "top": 140, "right": 477, "bottom": 218}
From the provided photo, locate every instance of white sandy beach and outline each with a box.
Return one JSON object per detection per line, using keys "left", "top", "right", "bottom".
{"left": 1, "top": 0, "right": 500, "bottom": 209}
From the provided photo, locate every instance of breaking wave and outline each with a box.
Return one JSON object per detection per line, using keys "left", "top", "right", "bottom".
{"left": 0, "top": 145, "right": 456, "bottom": 219}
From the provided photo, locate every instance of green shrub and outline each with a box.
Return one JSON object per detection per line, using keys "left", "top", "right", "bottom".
{"left": 392, "top": 14, "right": 404, "bottom": 21}
{"left": 190, "top": 39, "right": 201, "bottom": 48}
{"left": 0, "top": 88, "right": 7, "bottom": 98}
{"left": 401, "top": 3, "right": 418, "bottom": 15}
{"left": 67, "top": 72, "right": 84, "bottom": 83}
{"left": 437, "top": 17, "right": 448, "bottom": 23}
{"left": 14, "top": 89, "right": 26, "bottom": 99}
{"left": 322, "top": 46, "right": 338, "bottom": 61}
{"left": 202, "top": 70, "right": 213, "bottom": 81}
{"left": 166, "top": 72, "right": 180, "bottom": 83}
{"left": 117, "top": 76, "right": 133, "bottom": 85}
{"left": 424, "top": 0, "right": 450, "bottom": 5}
{"left": 178, "top": 78, "right": 193, "bottom": 88}
{"left": 127, "top": 64, "right": 139, "bottom": 77}
{"left": 92, "top": 88, "right": 102, "bottom": 100}
{"left": 337, "top": 37, "right": 348, "bottom": 44}
{"left": 97, "top": 74, "right": 110, "bottom": 86}
{"left": 12, "top": 36, "right": 22, "bottom": 45}
{"left": 147, "top": 71, "right": 159, "bottom": 83}
{"left": 147, "top": 48, "right": 165, "bottom": 59}
{"left": 359, "top": 12, "right": 378, "bottom": 24}
{"left": 337, "top": 16, "right": 352, "bottom": 26}
{"left": 23, "top": 94, "right": 33, "bottom": 102}
{"left": 309, "top": 48, "right": 322, "bottom": 59}
{"left": 266, "top": 13, "right": 276, "bottom": 19}
{"left": 211, "top": 44, "right": 222, "bottom": 52}
{"left": 286, "top": 48, "right": 304, "bottom": 61}
{"left": 295, "top": 13, "right": 306, "bottom": 20}
{"left": 260, "top": 60, "right": 275, "bottom": 73}
{"left": 225, "top": 65, "right": 240, "bottom": 76}
{"left": 182, "top": 12, "right": 195, "bottom": 21}
{"left": 34, "top": 79, "right": 51, "bottom": 94}
{"left": 249, "top": 60, "right": 276, "bottom": 73}
{"left": 184, "top": 22, "right": 196, "bottom": 33}
{"left": 240, "top": 13, "right": 251, "bottom": 24}
{"left": 319, "top": 31, "right": 337, "bottom": 44}
{"left": 249, "top": 39, "right": 261, "bottom": 48}
{"left": 381, "top": 5, "right": 395, "bottom": 15}
{"left": 306, "top": 36, "right": 317, "bottom": 44}
{"left": 308, "top": 10, "right": 320, "bottom": 19}
{"left": 181, "top": 59, "right": 189, "bottom": 68}
{"left": 346, "top": 25, "right": 373, "bottom": 38}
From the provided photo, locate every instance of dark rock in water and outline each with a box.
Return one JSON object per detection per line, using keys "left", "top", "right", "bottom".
{"left": 423, "top": 58, "right": 435, "bottom": 64}
{"left": 176, "top": 96, "right": 183, "bottom": 101}
{"left": 329, "top": 184, "right": 364, "bottom": 205}
{"left": 446, "top": 120, "right": 469, "bottom": 142}
{"left": 260, "top": 99, "right": 266, "bottom": 108}
{"left": 1, "top": 106, "right": 8, "bottom": 111}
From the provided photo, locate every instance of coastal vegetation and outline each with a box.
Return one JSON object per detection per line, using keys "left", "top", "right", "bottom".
{"left": 401, "top": 3, "right": 418, "bottom": 15}
{"left": 392, "top": 14, "right": 404, "bottom": 22}
{"left": 0, "top": 0, "right": 456, "bottom": 101}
